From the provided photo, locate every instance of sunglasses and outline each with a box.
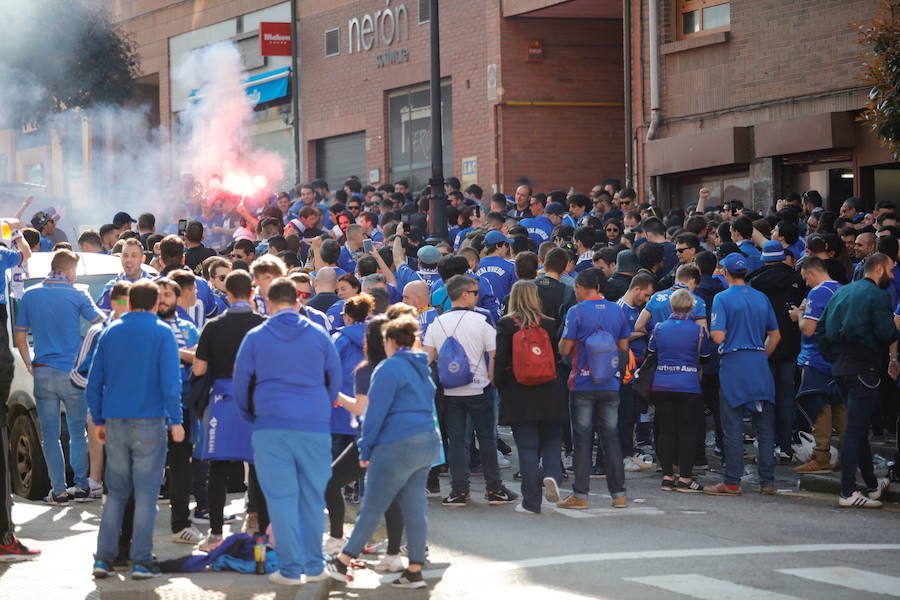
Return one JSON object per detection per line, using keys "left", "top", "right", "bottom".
{"left": 620, "top": 200, "right": 634, "bottom": 205}
{"left": 348, "top": 205, "right": 361, "bottom": 211}
{"left": 229, "top": 253, "right": 244, "bottom": 259}
{"left": 675, "top": 247, "right": 691, "bottom": 254}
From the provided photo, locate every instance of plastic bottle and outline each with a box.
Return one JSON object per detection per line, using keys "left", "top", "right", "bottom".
{"left": 254, "top": 534, "right": 266, "bottom": 575}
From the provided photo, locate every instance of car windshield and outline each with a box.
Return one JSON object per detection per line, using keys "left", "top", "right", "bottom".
{"left": 11, "top": 274, "right": 114, "bottom": 342}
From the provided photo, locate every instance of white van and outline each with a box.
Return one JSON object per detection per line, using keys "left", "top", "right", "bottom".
{"left": 5, "top": 252, "right": 154, "bottom": 499}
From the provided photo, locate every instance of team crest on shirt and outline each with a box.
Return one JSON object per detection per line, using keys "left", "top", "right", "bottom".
{"left": 532, "top": 347, "right": 542, "bottom": 356}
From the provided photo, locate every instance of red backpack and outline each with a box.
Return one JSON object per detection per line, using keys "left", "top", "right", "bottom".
{"left": 511, "top": 318, "right": 557, "bottom": 386}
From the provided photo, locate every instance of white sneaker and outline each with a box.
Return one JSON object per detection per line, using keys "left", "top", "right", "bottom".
{"left": 838, "top": 491, "right": 883, "bottom": 508}
{"left": 322, "top": 536, "right": 345, "bottom": 556}
{"left": 171, "top": 526, "right": 203, "bottom": 544}
{"left": 88, "top": 478, "right": 103, "bottom": 499}
{"left": 198, "top": 533, "right": 223, "bottom": 552}
{"left": 623, "top": 456, "right": 645, "bottom": 471}
{"left": 497, "top": 451, "right": 511, "bottom": 468}
{"left": 303, "top": 571, "right": 329, "bottom": 583}
{"left": 542, "top": 477, "right": 560, "bottom": 504}
{"left": 514, "top": 502, "right": 539, "bottom": 514}
{"left": 372, "top": 553, "right": 405, "bottom": 573}
{"left": 269, "top": 571, "right": 303, "bottom": 586}
{"left": 868, "top": 477, "right": 891, "bottom": 501}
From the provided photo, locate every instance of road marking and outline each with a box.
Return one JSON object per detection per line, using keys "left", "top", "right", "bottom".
{"left": 420, "top": 544, "right": 900, "bottom": 580}
{"left": 627, "top": 574, "right": 802, "bottom": 600}
{"left": 778, "top": 566, "right": 900, "bottom": 597}
{"left": 544, "top": 505, "right": 665, "bottom": 518}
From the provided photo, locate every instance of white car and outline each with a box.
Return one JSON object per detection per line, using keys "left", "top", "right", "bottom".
{"left": 5, "top": 252, "right": 156, "bottom": 499}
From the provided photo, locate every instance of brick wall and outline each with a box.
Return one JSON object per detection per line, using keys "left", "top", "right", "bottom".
{"left": 499, "top": 17, "right": 624, "bottom": 193}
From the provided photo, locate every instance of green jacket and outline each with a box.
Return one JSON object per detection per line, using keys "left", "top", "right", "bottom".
{"left": 814, "top": 277, "right": 897, "bottom": 367}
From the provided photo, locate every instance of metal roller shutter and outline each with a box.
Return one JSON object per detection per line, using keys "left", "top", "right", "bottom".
{"left": 315, "top": 132, "right": 365, "bottom": 191}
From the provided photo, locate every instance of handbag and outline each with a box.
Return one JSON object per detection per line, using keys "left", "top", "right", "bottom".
{"left": 632, "top": 351, "right": 658, "bottom": 401}
{"left": 200, "top": 379, "right": 254, "bottom": 462}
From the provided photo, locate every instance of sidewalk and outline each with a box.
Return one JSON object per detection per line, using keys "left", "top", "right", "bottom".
{"left": 797, "top": 436, "right": 898, "bottom": 502}
{"left": 0, "top": 494, "right": 330, "bottom": 600}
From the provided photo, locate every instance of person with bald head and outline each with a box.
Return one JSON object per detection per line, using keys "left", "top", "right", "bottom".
{"left": 308, "top": 267, "right": 340, "bottom": 312}
{"left": 402, "top": 280, "right": 437, "bottom": 335}
{"left": 852, "top": 233, "right": 877, "bottom": 281}
{"left": 510, "top": 185, "right": 533, "bottom": 219}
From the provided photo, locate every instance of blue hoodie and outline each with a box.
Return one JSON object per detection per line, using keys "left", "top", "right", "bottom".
{"left": 357, "top": 349, "right": 437, "bottom": 462}
{"left": 233, "top": 309, "right": 341, "bottom": 433}
{"left": 332, "top": 322, "right": 366, "bottom": 434}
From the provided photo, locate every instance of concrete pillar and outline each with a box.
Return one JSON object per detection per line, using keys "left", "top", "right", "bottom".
{"left": 750, "top": 156, "right": 780, "bottom": 214}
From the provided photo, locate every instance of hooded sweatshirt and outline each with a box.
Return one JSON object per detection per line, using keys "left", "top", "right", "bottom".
{"left": 233, "top": 309, "right": 341, "bottom": 433}
{"left": 332, "top": 322, "right": 366, "bottom": 434}
{"left": 356, "top": 349, "right": 437, "bottom": 462}
{"left": 748, "top": 262, "right": 807, "bottom": 362}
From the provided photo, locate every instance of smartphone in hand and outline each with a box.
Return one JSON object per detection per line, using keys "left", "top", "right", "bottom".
{"left": 363, "top": 239, "right": 374, "bottom": 254}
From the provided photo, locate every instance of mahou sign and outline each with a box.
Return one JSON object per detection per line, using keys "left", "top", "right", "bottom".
{"left": 260, "top": 22, "right": 292, "bottom": 56}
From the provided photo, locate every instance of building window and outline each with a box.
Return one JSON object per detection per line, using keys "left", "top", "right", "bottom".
{"left": 389, "top": 80, "right": 452, "bottom": 191}
{"left": 325, "top": 28, "right": 340, "bottom": 57}
{"left": 418, "top": 0, "right": 430, "bottom": 24}
{"left": 677, "top": 1, "right": 730, "bottom": 39}
{"left": 676, "top": 170, "right": 748, "bottom": 210}
{"left": 24, "top": 163, "right": 44, "bottom": 187}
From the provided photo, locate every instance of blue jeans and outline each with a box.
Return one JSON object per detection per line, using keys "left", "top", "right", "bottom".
{"left": 511, "top": 421, "right": 563, "bottom": 513}
{"left": 769, "top": 359, "right": 797, "bottom": 454}
{"left": 95, "top": 418, "right": 168, "bottom": 563}
{"left": 252, "top": 429, "right": 331, "bottom": 579}
{"left": 570, "top": 390, "right": 625, "bottom": 499}
{"left": 34, "top": 366, "right": 89, "bottom": 495}
{"left": 719, "top": 399, "right": 775, "bottom": 487}
{"left": 445, "top": 392, "right": 501, "bottom": 493}
{"left": 835, "top": 374, "right": 880, "bottom": 496}
{"left": 344, "top": 431, "right": 439, "bottom": 565}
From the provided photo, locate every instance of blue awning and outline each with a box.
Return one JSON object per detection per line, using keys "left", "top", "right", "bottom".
{"left": 188, "top": 66, "right": 290, "bottom": 107}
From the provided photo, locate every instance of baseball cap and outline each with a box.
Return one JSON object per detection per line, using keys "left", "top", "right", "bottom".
{"left": 721, "top": 252, "right": 749, "bottom": 273}
{"left": 30, "top": 211, "right": 51, "bottom": 230}
{"left": 484, "top": 230, "right": 514, "bottom": 246}
{"left": 761, "top": 240, "right": 786, "bottom": 263}
{"left": 113, "top": 212, "right": 137, "bottom": 228}
{"left": 417, "top": 245, "right": 441, "bottom": 266}
{"left": 615, "top": 249, "right": 639, "bottom": 273}
{"left": 545, "top": 202, "right": 566, "bottom": 215}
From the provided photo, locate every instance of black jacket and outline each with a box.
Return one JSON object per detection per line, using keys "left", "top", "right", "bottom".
{"left": 604, "top": 272, "right": 634, "bottom": 302}
{"left": 494, "top": 316, "right": 566, "bottom": 425}
{"left": 748, "top": 262, "right": 808, "bottom": 362}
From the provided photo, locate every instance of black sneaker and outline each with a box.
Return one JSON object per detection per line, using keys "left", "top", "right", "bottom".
{"left": 496, "top": 438, "right": 513, "bottom": 456}
{"left": 441, "top": 491, "right": 470, "bottom": 507}
{"left": 591, "top": 465, "right": 606, "bottom": 479}
{"left": 392, "top": 569, "right": 427, "bottom": 589}
{"left": 326, "top": 556, "right": 349, "bottom": 582}
{"left": 192, "top": 509, "right": 236, "bottom": 524}
{"left": 512, "top": 470, "right": 523, "bottom": 481}
{"left": 485, "top": 486, "right": 518, "bottom": 505}
{"left": 112, "top": 556, "right": 130, "bottom": 571}
{"left": 70, "top": 488, "right": 92, "bottom": 503}
{"left": 426, "top": 479, "right": 441, "bottom": 498}
{"left": 44, "top": 492, "right": 69, "bottom": 506}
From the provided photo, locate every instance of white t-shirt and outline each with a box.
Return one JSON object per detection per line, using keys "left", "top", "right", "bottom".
{"left": 423, "top": 309, "right": 496, "bottom": 396}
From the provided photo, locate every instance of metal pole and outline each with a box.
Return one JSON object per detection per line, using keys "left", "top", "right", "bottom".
{"left": 623, "top": 0, "right": 633, "bottom": 187}
{"left": 290, "top": 0, "right": 303, "bottom": 185}
{"left": 426, "top": 0, "right": 447, "bottom": 243}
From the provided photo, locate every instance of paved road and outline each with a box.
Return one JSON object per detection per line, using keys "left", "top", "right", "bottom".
{"left": 1, "top": 448, "right": 898, "bottom": 599}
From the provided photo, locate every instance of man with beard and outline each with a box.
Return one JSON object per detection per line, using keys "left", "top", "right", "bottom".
{"left": 96, "top": 239, "right": 154, "bottom": 311}
{"left": 816, "top": 253, "right": 897, "bottom": 508}
{"left": 156, "top": 278, "right": 203, "bottom": 542}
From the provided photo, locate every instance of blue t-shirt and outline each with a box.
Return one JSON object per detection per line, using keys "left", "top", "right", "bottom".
{"left": 520, "top": 216, "right": 553, "bottom": 247}
{"left": 453, "top": 227, "right": 472, "bottom": 249}
{"left": 15, "top": 278, "right": 105, "bottom": 371}
{"left": 660, "top": 241, "right": 678, "bottom": 276}
{"left": 738, "top": 240, "right": 763, "bottom": 274}
{"left": 648, "top": 315, "right": 711, "bottom": 394}
{"left": 616, "top": 298, "right": 646, "bottom": 361}
{"left": 710, "top": 284, "right": 778, "bottom": 355}
{"left": 0, "top": 247, "right": 22, "bottom": 304}
{"left": 475, "top": 255, "right": 517, "bottom": 302}
{"left": 644, "top": 283, "right": 707, "bottom": 332}
{"left": 96, "top": 271, "right": 155, "bottom": 311}
{"left": 561, "top": 299, "right": 630, "bottom": 392}
{"left": 326, "top": 300, "right": 345, "bottom": 331}
{"left": 798, "top": 280, "right": 840, "bottom": 372}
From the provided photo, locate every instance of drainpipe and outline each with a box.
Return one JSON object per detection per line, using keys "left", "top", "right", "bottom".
{"left": 623, "top": 0, "right": 633, "bottom": 186}
{"left": 646, "top": 0, "right": 661, "bottom": 142}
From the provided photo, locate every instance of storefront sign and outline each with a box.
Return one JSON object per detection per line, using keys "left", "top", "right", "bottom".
{"left": 342, "top": 1, "right": 410, "bottom": 67}
{"left": 461, "top": 156, "right": 478, "bottom": 187}
{"left": 259, "top": 22, "right": 292, "bottom": 56}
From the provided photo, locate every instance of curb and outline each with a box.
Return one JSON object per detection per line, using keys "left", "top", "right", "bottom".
{"left": 798, "top": 473, "right": 900, "bottom": 503}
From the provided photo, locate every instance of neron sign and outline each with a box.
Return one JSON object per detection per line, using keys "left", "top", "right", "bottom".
{"left": 347, "top": 0, "right": 410, "bottom": 67}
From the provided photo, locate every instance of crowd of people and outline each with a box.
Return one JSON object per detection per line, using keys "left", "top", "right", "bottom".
{"left": 0, "top": 177, "right": 898, "bottom": 589}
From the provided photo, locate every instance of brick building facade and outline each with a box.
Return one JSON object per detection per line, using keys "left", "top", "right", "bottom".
{"left": 629, "top": 0, "right": 898, "bottom": 212}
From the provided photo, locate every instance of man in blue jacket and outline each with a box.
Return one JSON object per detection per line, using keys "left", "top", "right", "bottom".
{"left": 87, "top": 280, "right": 183, "bottom": 580}
{"left": 233, "top": 277, "right": 341, "bottom": 586}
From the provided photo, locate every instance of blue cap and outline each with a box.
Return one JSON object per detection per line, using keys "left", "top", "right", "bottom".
{"left": 545, "top": 202, "right": 566, "bottom": 215}
{"left": 761, "top": 240, "right": 786, "bottom": 263}
{"left": 721, "top": 252, "right": 749, "bottom": 273}
{"left": 417, "top": 245, "right": 441, "bottom": 265}
{"left": 484, "top": 230, "right": 514, "bottom": 246}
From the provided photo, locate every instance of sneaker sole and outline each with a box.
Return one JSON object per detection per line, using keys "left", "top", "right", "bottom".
{"left": 171, "top": 537, "right": 201, "bottom": 544}
{"left": 0, "top": 555, "right": 38, "bottom": 563}
{"left": 132, "top": 572, "right": 161, "bottom": 580}
{"left": 487, "top": 499, "right": 515, "bottom": 505}
{"left": 556, "top": 504, "right": 589, "bottom": 510}
{"left": 393, "top": 580, "right": 427, "bottom": 589}
{"left": 675, "top": 487, "right": 703, "bottom": 493}
{"left": 703, "top": 490, "right": 741, "bottom": 496}
{"left": 441, "top": 502, "right": 468, "bottom": 507}
{"left": 839, "top": 502, "right": 882, "bottom": 508}
{"left": 93, "top": 569, "right": 111, "bottom": 578}
{"left": 543, "top": 478, "right": 560, "bottom": 504}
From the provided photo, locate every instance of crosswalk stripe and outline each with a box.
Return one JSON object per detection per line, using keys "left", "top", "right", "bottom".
{"left": 626, "top": 574, "right": 802, "bottom": 600}
{"left": 777, "top": 566, "right": 900, "bottom": 597}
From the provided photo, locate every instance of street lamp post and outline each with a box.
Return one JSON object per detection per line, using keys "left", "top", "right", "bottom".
{"left": 426, "top": 0, "right": 447, "bottom": 243}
